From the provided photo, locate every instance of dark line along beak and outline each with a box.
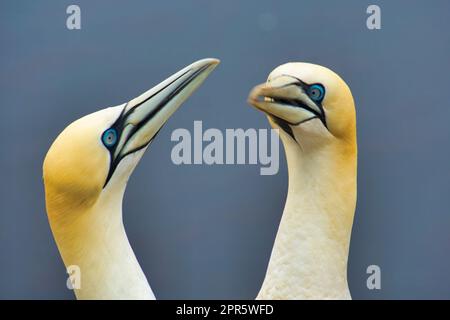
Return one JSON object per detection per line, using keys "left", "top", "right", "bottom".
{"left": 104, "top": 58, "right": 220, "bottom": 187}
{"left": 247, "top": 77, "right": 325, "bottom": 127}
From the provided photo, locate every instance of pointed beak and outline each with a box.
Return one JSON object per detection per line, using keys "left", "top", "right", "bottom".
{"left": 104, "top": 58, "right": 219, "bottom": 186}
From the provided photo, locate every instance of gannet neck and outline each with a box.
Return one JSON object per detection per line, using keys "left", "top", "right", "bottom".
{"left": 48, "top": 176, "right": 155, "bottom": 300}
{"left": 258, "top": 133, "right": 357, "bottom": 300}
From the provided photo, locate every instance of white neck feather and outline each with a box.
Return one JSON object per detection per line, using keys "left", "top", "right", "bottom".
{"left": 257, "top": 133, "right": 357, "bottom": 300}
{"left": 52, "top": 182, "right": 155, "bottom": 300}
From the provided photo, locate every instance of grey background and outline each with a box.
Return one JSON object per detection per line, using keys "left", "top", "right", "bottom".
{"left": 1, "top": 0, "right": 450, "bottom": 299}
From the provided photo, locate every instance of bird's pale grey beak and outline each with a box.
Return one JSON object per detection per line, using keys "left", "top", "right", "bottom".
{"left": 104, "top": 58, "right": 219, "bottom": 186}
{"left": 248, "top": 75, "right": 324, "bottom": 126}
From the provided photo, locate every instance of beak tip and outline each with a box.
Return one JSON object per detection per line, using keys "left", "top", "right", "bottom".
{"left": 194, "top": 58, "right": 221, "bottom": 70}
{"left": 247, "top": 84, "right": 265, "bottom": 105}
{"left": 206, "top": 58, "right": 221, "bottom": 65}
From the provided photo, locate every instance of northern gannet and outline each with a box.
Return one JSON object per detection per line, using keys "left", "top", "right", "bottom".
{"left": 248, "top": 63, "right": 357, "bottom": 299}
{"left": 43, "top": 58, "right": 219, "bottom": 300}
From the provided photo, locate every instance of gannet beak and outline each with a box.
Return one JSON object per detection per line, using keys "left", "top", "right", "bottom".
{"left": 248, "top": 75, "right": 325, "bottom": 126}
{"left": 104, "top": 58, "right": 220, "bottom": 186}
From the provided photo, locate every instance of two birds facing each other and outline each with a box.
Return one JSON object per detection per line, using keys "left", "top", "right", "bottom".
{"left": 43, "top": 58, "right": 357, "bottom": 300}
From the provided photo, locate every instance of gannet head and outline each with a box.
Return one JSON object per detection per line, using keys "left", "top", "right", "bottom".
{"left": 43, "top": 58, "right": 219, "bottom": 221}
{"left": 248, "top": 63, "right": 356, "bottom": 150}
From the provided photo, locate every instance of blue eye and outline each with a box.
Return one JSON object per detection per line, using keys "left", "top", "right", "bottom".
{"left": 102, "top": 128, "right": 117, "bottom": 147}
{"left": 308, "top": 84, "right": 325, "bottom": 102}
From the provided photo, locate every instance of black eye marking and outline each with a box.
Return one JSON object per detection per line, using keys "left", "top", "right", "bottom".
{"left": 307, "top": 84, "right": 325, "bottom": 102}
{"left": 271, "top": 115, "right": 296, "bottom": 142}
{"left": 102, "top": 66, "right": 195, "bottom": 188}
{"left": 102, "top": 105, "right": 127, "bottom": 188}
{"left": 267, "top": 75, "right": 329, "bottom": 143}
{"left": 101, "top": 128, "right": 118, "bottom": 148}
{"left": 287, "top": 77, "right": 327, "bottom": 128}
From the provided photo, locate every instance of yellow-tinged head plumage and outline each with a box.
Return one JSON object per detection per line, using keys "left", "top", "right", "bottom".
{"left": 43, "top": 107, "right": 120, "bottom": 218}
{"left": 43, "top": 58, "right": 219, "bottom": 230}
{"left": 248, "top": 62, "right": 356, "bottom": 150}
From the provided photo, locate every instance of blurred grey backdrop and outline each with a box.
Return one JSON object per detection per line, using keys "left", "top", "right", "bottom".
{"left": 1, "top": 0, "right": 450, "bottom": 299}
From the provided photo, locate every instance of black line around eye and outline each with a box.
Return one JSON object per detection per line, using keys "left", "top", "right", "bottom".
{"left": 308, "top": 84, "right": 325, "bottom": 102}
{"left": 278, "top": 76, "right": 328, "bottom": 128}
